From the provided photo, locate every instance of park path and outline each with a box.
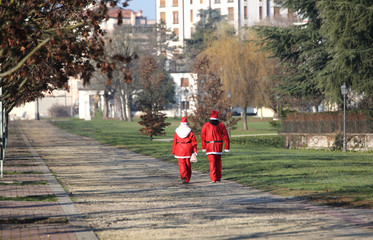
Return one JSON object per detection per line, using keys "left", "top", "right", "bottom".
{"left": 19, "top": 120, "right": 373, "bottom": 240}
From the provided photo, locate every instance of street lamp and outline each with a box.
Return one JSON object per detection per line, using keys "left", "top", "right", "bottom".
{"left": 340, "top": 83, "right": 347, "bottom": 152}
{"left": 227, "top": 90, "right": 231, "bottom": 138}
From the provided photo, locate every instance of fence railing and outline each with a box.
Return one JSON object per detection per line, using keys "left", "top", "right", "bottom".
{"left": 1, "top": 87, "right": 8, "bottom": 178}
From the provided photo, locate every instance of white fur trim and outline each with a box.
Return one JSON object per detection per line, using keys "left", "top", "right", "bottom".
{"left": 175, "top": 125, "right": 191, "bottom": 138}
{"left": 210, "top": 118, "right": 218, "bottom": 120}
{"left": 206, "top": 152, "right": 223, "bottom": 155}
{"left": 224, "top": 149, "right": 230, "bottom": 152}
{"left": 174, "top": 155, "right": 191, "bottom": 158}
{"left": 180, "top": 122, "right": 188, "bottom": 125}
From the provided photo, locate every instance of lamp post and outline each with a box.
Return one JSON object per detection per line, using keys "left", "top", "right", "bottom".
{"left": 227, "top": 90, "right": 231, "bottom": 138}
{"left": 340, "top": 83, "right": 347, "bottom": 152}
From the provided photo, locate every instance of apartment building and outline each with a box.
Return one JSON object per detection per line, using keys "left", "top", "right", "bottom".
{"left": 156, "top": 0, "right": 291, "bottom": 47}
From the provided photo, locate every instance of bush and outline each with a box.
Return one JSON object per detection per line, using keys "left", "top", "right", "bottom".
{"left": 269, "top": 120, "right": 282, "bottom": 130}
{"left": 231, "top": 135, "right": 284, "bottom": 148}
{"left": 48, "top": 105, "right": 71, "bottom": 118}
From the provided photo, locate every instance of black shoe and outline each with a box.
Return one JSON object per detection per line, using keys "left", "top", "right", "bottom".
{"left": 182, "top": 177, "right": 187, "bottom": 184}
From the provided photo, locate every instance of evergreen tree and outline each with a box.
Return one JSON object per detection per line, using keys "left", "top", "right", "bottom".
{"left": 317, "top": 0, "right": 373, "bottom": 98}
{"left": 256, "top": 0, "right": 373, "bottom": 105}
{"left": 254, "top": 0, "right": 328, "bottom": 108}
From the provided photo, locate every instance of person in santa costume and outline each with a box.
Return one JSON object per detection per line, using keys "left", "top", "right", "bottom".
{"left": 201, "top": 110, "right": 230, "bottom": 183}
{"left": 172, "top": 117, "right": 198, "bottom": 184}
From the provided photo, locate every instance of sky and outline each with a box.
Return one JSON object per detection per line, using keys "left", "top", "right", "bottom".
{"left": 125, "top": 0, "right": 156, "bottom": 20}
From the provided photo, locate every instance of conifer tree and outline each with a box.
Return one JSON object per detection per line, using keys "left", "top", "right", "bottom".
{"left": 317, "top": 0, "right": 373, "bottom": 97}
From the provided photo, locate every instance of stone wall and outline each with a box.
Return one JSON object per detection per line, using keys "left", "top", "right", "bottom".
{"left": 280, "top": 133, "right": 373, "bottom": 151}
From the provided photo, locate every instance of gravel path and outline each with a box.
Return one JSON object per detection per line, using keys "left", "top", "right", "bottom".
{"left": 20, "top": 120, "right": 373, "bottom": 240}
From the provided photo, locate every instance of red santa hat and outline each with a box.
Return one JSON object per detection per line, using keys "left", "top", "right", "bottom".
{"left": 180, "top": 117, "right": 188, "bottom": 125}
{"left": 210, "top": 110, "right": 218, "bottom": 120}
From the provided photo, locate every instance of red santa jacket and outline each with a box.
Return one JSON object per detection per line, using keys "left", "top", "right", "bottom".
{"left": 201, "top": 120, "right": 230, "bottom": 155}
{"left": 172, "top": 125, "right": 198, "bottom": 158}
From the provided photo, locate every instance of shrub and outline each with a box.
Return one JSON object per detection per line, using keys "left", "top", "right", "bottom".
{"left": 48, "top": 105, "right": 71, "bottom": 118}
{"left": 269, "top": 120, "right": 282, "bottom": 130}
{"left": 231, "top": 135, "right": 284, "bottom": 148}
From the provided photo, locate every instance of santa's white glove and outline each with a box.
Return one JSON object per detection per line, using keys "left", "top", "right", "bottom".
{"left": 224, "top": 149, "right": 230, "bottom": 152}
{"left": 202, "top": 149, "right": 206, "bottom": 152}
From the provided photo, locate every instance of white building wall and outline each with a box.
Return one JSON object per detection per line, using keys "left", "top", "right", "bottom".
{"left": 10, "top": 90, "right": 73, "bottom": 120}
{"left": 156, "top": 0, "right": 290, "bottom": 48}
{"left": 163, "top": 72, "right": 197, "bottom": 117}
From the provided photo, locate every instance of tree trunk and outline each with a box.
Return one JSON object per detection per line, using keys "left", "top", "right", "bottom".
{"left": 243, "top": 104, "right": 248, "bottom": 130}
{"left": 119, "top": 94, "right": 127, "bottom": 121}
{"left": 125, "top": 84, "right": 132, "bottom": 122}
{"left": 103, "top": 95, "right": 109, "bottom": 119}
{"left": 259, "top": 106, "right": 263, "bottom": 119}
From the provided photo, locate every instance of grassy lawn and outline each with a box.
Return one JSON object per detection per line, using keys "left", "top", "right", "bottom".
{"left": 51, "top": 115, "right": 373, "bottom": 208}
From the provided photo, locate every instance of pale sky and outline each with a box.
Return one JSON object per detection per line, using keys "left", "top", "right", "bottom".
{"left": 125, "top": 0, "right": 156, "bottom": 20}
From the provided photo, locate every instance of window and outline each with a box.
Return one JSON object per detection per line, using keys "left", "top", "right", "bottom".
{"left": 160, "top": 12, "right": 166, "bottom": 22}
{"left": 173, "top": 0, "right": 178, "bottom": 7}
{"left": 173, "top": 11, "right": 179, "bottom": 24}
{"left": 259, "top": 6, "right": 263, "bottom": 20}
{"left": 160, "top": 0, "right": 165, "bottom": 7}
{"left": 190, "top": 0, "right": 193, "bottom": 4}
{"left": 200, "top": 0, "right": 203, "bottom": 4}
{"left": 274, "top": 7, "right": 280, "bottom": 18}
{"left": 228, "top": 7, "right": 234, "bottom": 20}
{"left": 228, "top": 0, "right": 234, "bottom": 2}
{"left": 181, "top": 101, "right": 190, "bottom": 110}
{"left": 244, "top": 6, "right": 248, "bottom": 19}
{"left": 174, "top": 28, "right": 179, "bottom": 36}
{"left": 215, "top": 0, "right": 221, "bottom": 3}
{"left": 181, "top": 78, "right": 189, "bottom": 87}
{"left": 190, "top": 10, "right": 193, "bottom": 22}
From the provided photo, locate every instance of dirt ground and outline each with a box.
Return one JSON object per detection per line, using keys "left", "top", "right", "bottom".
{"left": 20, "top": 120, "right": 373, "bottom": 240}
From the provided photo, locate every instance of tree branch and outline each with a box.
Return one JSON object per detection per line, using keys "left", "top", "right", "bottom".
{"left": 0, "top": 37, "right": 50, "bottom": 78}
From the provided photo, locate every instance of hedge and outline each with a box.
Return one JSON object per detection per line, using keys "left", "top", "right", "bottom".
{"left": 280, "top": 111, "right": 373, "bottom": 134}
{"left": 231, "top": 135, "right": 284, "bottom": 148}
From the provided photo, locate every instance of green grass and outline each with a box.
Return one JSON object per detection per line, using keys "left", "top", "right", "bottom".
{"left": 51, "top": 115, "right": 373, "bottom": 208}
{"left": 4, "top": 171, "right": 44, "bottom": 175}
{"left": 0, "top": 194, "right": 57, "bottom": 202}
{"left": 0, "top": 181, "right": 48, "bottom": 185}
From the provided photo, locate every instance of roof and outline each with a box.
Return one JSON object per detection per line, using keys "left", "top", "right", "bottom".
{"left": 107, "top": 7, "right": 142, "bottom": 19}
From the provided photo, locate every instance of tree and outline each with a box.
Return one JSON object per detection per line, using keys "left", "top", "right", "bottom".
{"left": 184, "top": 8, "right": 224, "bottom": 60}
{"left": 198, "top": 26, "right": 276, "bottom": 129}
{"left": 137, "top": 56, "right": 175, "bottom": 140}
{"left": 253, "top": 0, "right": 328, "bottom": 108}
{"left": 187, "top": 56, "right": 238, "bottom": 134}
{"left": 0, "top": 0, "right": 130, "bottom": 113}
{"left": 317, "top": 0, "right": 373, "bottom": 98}
{"left": 98, "top": 25, "right": 137, "bottom": 121}
{"left": 255, "top": 0, "right": 373, "bottom": 106}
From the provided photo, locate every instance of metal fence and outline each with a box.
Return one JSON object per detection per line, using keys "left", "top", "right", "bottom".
{"left": 0, "top": 87, "right": 8, "bottom": 178}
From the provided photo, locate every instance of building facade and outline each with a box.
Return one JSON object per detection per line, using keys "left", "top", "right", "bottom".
{"left": 156, "top": 0, "right": 291, "bottom": 47}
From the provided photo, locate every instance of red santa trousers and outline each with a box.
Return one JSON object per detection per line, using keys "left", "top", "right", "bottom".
{"left": 207, "top": 154, "right": 222, "bottom": 182}
{"left": 178, "top": 158, "right": 192, "bottom": 183}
